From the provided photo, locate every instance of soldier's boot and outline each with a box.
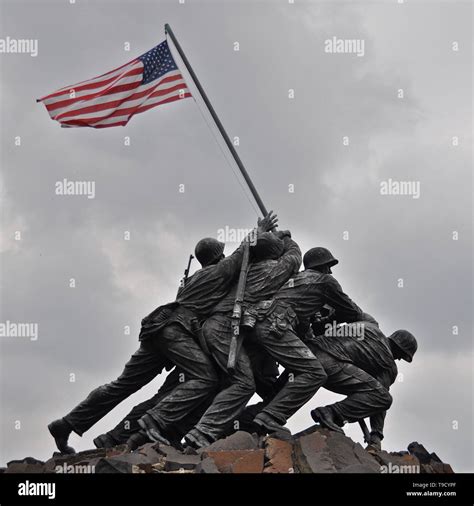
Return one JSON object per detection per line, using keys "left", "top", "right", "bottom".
{"left": 138, "top": 414, "right": 171, "bottom": 446}
{"left": 48, "top": 418, "right": 76, "bottom": 454}
{"left": 365, "top": 433, "right": 382, "bottom": 452}
{"left": 253, "top": 412, "right": 291, "bottom": 436}
{"left": 93, "top": 433, "right": 119, "bottom": 449}
{"left": 183, "top": 428, "right": 214, "bottom": 450}
{"left": 126, "top": 430, "right": 152, "bottom": 451}
{"left": 310, "top": 407, "right": 345, "bottom": 434}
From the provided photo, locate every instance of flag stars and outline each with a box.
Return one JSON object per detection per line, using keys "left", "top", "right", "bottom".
{"left": 140, "top": 40, "right": 178, "bottom": 84}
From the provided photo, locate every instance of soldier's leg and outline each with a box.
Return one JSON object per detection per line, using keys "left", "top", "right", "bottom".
{"left": 318, "top": 360, "right": 393, "bottom": 424}
{"left": 165, "top": 366, "right": 229, "bottom": 444}
{"left": 95, "top": 368, "right": 181, "bottom": 447}
{"left": 126, "top": 368, "right": 215, "bottom": 447}
{"left": 143, "top": 324, "right": 219, "bottom": 433}
{"left": 252, "top": 319, "right": 328, "bottom": 428}
{"left": 244, "top": 338, "right": 280, "bottom": 400}
{"left": 185, "top": 315, "right": 256, "bottom": 445}
{"left": 232, "top": 341, "right": 281, "bottom": 434}
{"left": 49, "top": 338, "right": 167, "bottom": 453}
{"left": 63, "top": 340, "right": 167, "bottom": 435}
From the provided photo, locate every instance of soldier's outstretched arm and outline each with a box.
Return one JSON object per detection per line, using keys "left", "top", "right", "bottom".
{"left": 323, "top": 276, "right": 365, "bottom": 324}
{"left": 359, "top": 312, "right": 379, "bottom": 326}
{"left": 262, "top": 230, "right": 302, "bottom": 288}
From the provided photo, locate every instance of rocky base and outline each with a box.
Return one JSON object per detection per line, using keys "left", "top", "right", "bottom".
{"left": 2, "top": 425, "right": 454, "bottom": 474}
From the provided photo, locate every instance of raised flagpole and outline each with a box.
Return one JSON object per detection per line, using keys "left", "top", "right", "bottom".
{"left": 165, "top": 23, "right": 269, "bottom": 217}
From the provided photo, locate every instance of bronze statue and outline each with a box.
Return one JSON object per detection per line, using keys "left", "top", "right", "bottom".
{"left": 48, "top": 213, "right": 278, "bottom": 454}
{"left": 308, "top": 321, "right": 417, "bottom": 450}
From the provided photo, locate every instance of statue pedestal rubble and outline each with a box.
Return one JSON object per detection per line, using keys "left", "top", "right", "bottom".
{"left": 2, "top": 425, "right": 454, "bottom": 474}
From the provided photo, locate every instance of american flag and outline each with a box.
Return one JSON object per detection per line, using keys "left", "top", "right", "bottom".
{"left": 37, "top": 40, "right": 191, "bottom": 128}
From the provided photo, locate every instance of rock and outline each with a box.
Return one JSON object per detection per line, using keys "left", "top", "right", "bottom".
{"left": 142, "top": 443, "right": 201, "bottom": 471}
{"left": 95, "top": 458, "right": 131, "bottom": 474}
{"left": 195, "top": 457, "right": 221, "bottom": 474}
{"left": 326, "top": 431, "right": 364, "bottom": 470}
{"left": 203, "top": 450, "right": 265, "bottom": 473}
{"left": 263, "top": 437, "right": 294, "bottom": 473}
{"left": 232, "top": 451, "right": 265, "bottom": 473}
{"left": 43, "top": 449, "right": 107, "bottom": 473}
{"left": 293, "top": 424, "right": 323, "bottom": 439}
{"left": 294, "top": 428, "right": 335, "bottom": 473}
{"left": 164, "top": 452, "right": 201, "bottom": 472}
{"left": 3, "top": 425, "right": 453, "bottom": 475}
{"left": 294, "top": 427, "right": 380, "bottom": 473}
{"left": 45, "top": 448, "right": 107, "bottom": 471}
{"left": 135, "top": 442, "right": 163, "bottom": 463}
{"left": 429, "top": 461, "right": 454, "bottom": 474}
{"left": 54, "top": 457, "right": 100, "bottom": 474}
{"left": 419, "top": 462, "right": 453, "bottom": 473}
{"left": 6, "top": 457, "right": 46, "bottom": 474}
{"left": 352, "top": 443, "right": 381, "bottom": 472}
{"left": 182, "top": 446, "right": 199, "bottom": 455}
{"left": 429, "top": 452, "right": 443, "bottom": 463}
{"left": 7, "top": 457, "right": 45, "bottom": 466}
{"left": 155, "top": 444, "right": 180, "bottom": 458}
{"left": 152, "top": 462, "right": 166, "bottom": 472}
{"left": 56, "top": 448, "right": 107, "bottom": 460}
{"left": 406, "top": 442, "right": 453, "bottom": 473}
{"left": 95, "top": 452, "right": 152, "bottom": 474}
{"left": 374, "top": 450, "right": 420, "bottom": 474}
{"left": 201, "top": 431, "right": 260, "bottom": 453}
{"left": 5, "top": 462, "right": 46, "bottom": 473}
{"left": 105, "top": 444, "right": 129, "bottom": 458}
{"left": 43, "top": 447, "right": 128, "bottom": 473}
{"left": 408, "top": 442, "right": 439, "bottom": 464}
{"left": 339, "top": 463, "right": 381, "bottom": 473}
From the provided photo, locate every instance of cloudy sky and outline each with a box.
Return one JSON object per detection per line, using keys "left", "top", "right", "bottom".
{"left": 1, "top": 0, "right": 472, "bottom": 472}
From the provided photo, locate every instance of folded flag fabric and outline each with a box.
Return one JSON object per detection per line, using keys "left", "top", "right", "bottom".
{"left": 37, "top": 40, "right": 191, "bottom": 128}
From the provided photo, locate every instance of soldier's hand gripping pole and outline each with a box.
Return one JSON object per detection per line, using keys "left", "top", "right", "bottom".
{"left": 227, "top": 239, "right": 250, "bottom": 374}
{"left": 226, "top": 212, "right": 278, "bottom": 373}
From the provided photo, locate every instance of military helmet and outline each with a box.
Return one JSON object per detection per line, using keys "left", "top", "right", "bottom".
{"left": 194, "top": 238, "right": 225, "bottom": 267}
{"left": 388, "top": 330, "right": 418, "bottom": 362}
{"left": 303, "top": 247, "right": 339, "bottom": 269}
{"left": 251, "top": 232, "right": 284, "bottom": 261}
